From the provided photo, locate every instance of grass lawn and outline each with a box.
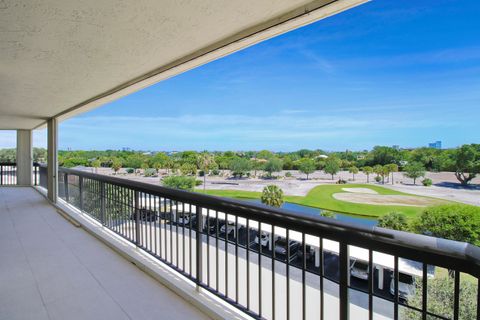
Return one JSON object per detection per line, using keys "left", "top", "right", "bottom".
{"left": 197, "top": 184, "right": 448, "bottom": 218}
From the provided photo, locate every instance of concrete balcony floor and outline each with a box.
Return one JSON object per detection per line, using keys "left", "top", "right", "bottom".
{"left": 0, "top": 187, "right": 210, "bottom": 320}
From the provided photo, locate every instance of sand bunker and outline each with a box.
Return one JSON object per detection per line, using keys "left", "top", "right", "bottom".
{"left": 333, "top": 193, "right": 440, "bottom": 207}
{"left": 341, "top": 188, "right": 378, "bottom": 194}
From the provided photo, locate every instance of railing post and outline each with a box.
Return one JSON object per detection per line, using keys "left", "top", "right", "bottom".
{"left": 196, "top": 206, "right": 203, "bottom": 290}
{"left": 339, "top": 243, "right": 349, "bottom": 320}
{"left": 34, "top": 164, "right": 38, "bottom": 186}
{"left": 0, "top": 165, "right": 3, "bottom": 185}
{"left": 134, "top": 190, "right": 140, "bottom": 246}
{"left": 64, "top": 173, "right": 69, "bottom": 202}
{"left": 100, "top": 181, "right": 105, "bottom": 225}
{"left": 79, "top": 176, "right": 84, "bottom": 211}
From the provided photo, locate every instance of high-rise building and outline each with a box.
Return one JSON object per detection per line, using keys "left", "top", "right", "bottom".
{"left": 428, "top": 141, "right": 442, "bottom": 149}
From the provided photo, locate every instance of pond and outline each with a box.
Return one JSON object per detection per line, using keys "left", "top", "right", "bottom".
{"left": 249, "top": 199, "right": 377, "bottom": 227}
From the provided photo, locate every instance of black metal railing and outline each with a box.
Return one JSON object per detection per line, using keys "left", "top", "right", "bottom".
{"left": 52, "top": 166, "right": 479, "bottom": 320}
{"left": 0, "top": 162, "right": 40, "bottom": 186}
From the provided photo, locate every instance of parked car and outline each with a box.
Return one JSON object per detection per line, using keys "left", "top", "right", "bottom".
{"left": 297, "top": 244, "right": 315, "bottom": 263}
{"left": 390, "top": 273, "right": 416, "bottom": 300}
{"left": 177, "top": 213, "right": 197, "bottom": 226}
{"left": 274, "top": 238, "right": 300, "bottom": 261}
{"left": 220, "top": 221, "right": 236, "bottom": 236}
{"left": 254, "top": 231, "right": 270, "bottom": 247}
{"left": 131, "top": 208, "right": 157, "bottom": 222}
{"left": 350, "top": 259, "right": 369, "bottom": 280}
{"left": 204, "top": 217, "right": 218, "bottom": 234}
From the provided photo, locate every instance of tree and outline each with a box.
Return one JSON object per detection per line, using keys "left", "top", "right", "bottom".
{"left": 377, "top": 212, "right": 409, "bottom": 231}
{"left": 263, "top": 158, "right": 283, "bottom": 178}
{"left": 197, "top": 153, "right": 215, "bottom": 192}
{"left": 260, "top": 185, "right": 284, "bottom": 208}
{"left": 370, "top": 146, "right": 402, "bottom": 166}
{"left": 348, "top": 166, "right": 359, "bottom": 181}
{"left": 403, "top": 162, "right": 426, "bottom": 185}
{"left": 372, "top": 165, "right": 385, "bottom": 183}
{"left": 298, "top": 159, "right": 316, "bottom": 180}
{"left": 402, "top": 276, "right": 477, "bottom": 320}
{"left": 324, "top": 158, "right": 340, "bottom": 180}
{"left": 124, "top": 153, "right": 145, "bottom": 175}
{"left": 150, "top": 152, "right": 169, "bottom": 171}
{"left": 91, "top": 159, "right": 101, "bottom": 174}
{"left": 453, "top": 144, "right": 480, "bottom": 185}
{"left": 229, "top": 157, "right": 252, "bottom": 178}
{"left": 385, "top": 163, "right": 398, "bottom": 184}
{"left": 362, "top": 166, "right": 373, "bottom": 183}
{"left": 111, "top": 158, "right": 122, "bottom": 175}
{"left": 180, "top": 163, "right": 197, "bottom": 176}
{"left": 162, "top": 176, "right": 196, "bottom": 191}
{"left": 412, "top": 204, "right": 480, "bottom": 246}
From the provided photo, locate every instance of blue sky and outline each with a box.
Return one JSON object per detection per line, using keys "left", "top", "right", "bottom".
{"left": 23, "top": 0, "right": 480, "bottom": 151}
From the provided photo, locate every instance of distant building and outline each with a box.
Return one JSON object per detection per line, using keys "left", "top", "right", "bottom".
{"left": 428, "top": 141, "right": 442, "bottom": 149}
{"left": 392, "top": 145, "right": 400, "bottom": 150}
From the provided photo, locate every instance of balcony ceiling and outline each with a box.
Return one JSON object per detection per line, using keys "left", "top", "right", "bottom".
{"left": 0, "top": 0, "right": 365, "bottom": 130}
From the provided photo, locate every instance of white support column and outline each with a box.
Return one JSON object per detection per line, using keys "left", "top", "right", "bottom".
{"left": 47, "top": 118, "right": 58, "bottom": 203}
{"left": 16, "top": 130, "right": 33, "bottom": 186}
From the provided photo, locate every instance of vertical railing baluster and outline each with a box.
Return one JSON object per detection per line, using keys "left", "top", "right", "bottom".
{"left": 368, "top": 250, "right": 373, "bottom": 320}
{"left": 215, "top": 211, "right": 219, "bottom": 292}
{"left": 454, "top": 271, "right": 460, "bottom": 320}
{"left": 272, "top": 225, "right": 275, "bottom": 320}
{"left": 196, "top": 206, "right": 203, "bottom": 289}
{"left": 302, "top": 233, "right": 306, "bottom": 320}
{"left": 226, "top": 215, "right": 229, "bottom": 298}
{"left": 134, "top": 190, "right": 140, "bottom": 246}
{"left": 258, "top": 222, "right": 262, "bottom": 318}
{"left": 394, "top": 256, "right": 399, "bottom": 320}
{"left": 235, "top": 215, "right": 239, "bottom": 304}
{"left": 100, "top": 180, "right": 105, "bottom": 225}
{"left": 319, "top": 237, "right": 324, "bottom": 320}
{"left": 286, "top": 229, "right": 290, "bottom": 320}
{"left": 189, "top": 203, "right": 192, "bottom": 277}
{"left": 207, "top": 209, "right": 210, "bottom": 287}
{"left": 79, "top": 176, "right": 84, "bottom": 211}
{"left": 477, "top": 278, "right": 480, "bottom": 320}
{"left": 246, "top": 218, "right": 250, "bottom": 311}
{"left": 339, "top": 243, "right": 349, "bottom": 320}
{"left": 422, "top": 263, "right": 427, "bottom": 320}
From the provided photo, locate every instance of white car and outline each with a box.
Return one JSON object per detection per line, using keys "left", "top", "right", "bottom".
{"left": 390, "top": 273, "right": 416, "bottom": 300}
{"left": 254, "top": 231, "right": 269, "bottom": 247}
{"left": 220, "top": 221, "right": 235, "bottom": 235}
{"left": 350, "top": 259, "right": 369, "bottom": 280}
{"left": 177, "top": 213, "right": 195, "bottom": 226}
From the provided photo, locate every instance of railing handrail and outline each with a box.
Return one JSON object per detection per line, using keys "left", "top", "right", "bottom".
{"left": 56, "top": 165, "right": 480, "bottom": 277}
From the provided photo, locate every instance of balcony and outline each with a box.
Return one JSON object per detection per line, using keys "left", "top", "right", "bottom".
{"left": 1, "top": 1, "right": 479, "bottom": 319}
{"left": 2, "top": 163, "right": 479, "bottom": 320}
{"left": 0, "top": 186, "right": 211, "bottom": 320}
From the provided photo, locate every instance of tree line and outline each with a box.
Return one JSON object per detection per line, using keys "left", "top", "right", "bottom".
{"left": 0, "top": 144, "right": 478, "bottom": 185}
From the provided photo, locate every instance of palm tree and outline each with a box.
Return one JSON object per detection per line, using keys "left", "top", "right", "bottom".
{"left": 348, "top": 166, "right": 359, "bottom": 181}
{"left": 111, "top": 159, "right": 122, "bottom": 175}
{"left": 385, "top": 164, "right": 399, "bottom": 184}
{"left": 260, "top": 185, "right": 284, "bottom": 208}
{"left": 197, "top": 153, "right": 215, "bottom": 192}
{"left": 91, "top": 159, "right": 101, "bottom": 174}
{"left": 362, "top": 166, "right": 373, "bottom": 183}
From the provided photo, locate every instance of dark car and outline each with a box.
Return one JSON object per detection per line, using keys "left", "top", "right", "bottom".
{"left": 204, "top": 217, "right": 218, "bottom": 234}
{"left": 297, "top": 244, "right": 315, "bottom": 263}
{"left": 274, "top": 238, "right": 300, "bottom": 262}
{"left": 131, "top": 208, "right": 157, "bottom": 222}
